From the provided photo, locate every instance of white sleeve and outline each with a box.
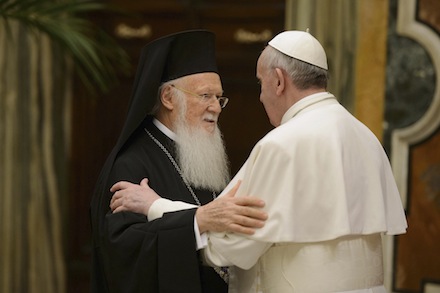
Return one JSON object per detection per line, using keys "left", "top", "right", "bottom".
{"left": 147, "top": 198, "right": 198, "bottom": 221}
{"left": 195, "top": 217, "right": 208, "bottom": 250}
{"left": 203, "top": 233, "right": 271, "bottom": 269}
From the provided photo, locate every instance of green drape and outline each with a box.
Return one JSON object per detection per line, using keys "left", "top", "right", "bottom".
{"left": 286, "top": 0, "right": 358, "bottom": 112}
{"left": 0, "top": 19, "right": 69, "bottom": 293}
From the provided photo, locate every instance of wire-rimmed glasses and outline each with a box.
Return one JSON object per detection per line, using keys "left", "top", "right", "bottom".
{"left": 171, "top": 84, "right": 229, "bottom": 108}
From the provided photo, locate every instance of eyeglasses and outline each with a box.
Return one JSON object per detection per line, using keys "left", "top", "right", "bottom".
{"left": 171, "top": 84, "right": 229, "bottom": 108}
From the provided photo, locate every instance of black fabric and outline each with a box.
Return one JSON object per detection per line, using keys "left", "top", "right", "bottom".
{"left": 161, "top": 30, "right": 218, "bottom": 82}
{"left": 90, "top": 30, "right": 225, "bottom": 293}
{"left": 91, "top": 119, "right": 227, "bottom": 293}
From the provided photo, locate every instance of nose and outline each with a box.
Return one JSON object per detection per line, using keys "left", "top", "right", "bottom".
{"left": 208, "top": 99, "right": 222, "bottom": 114}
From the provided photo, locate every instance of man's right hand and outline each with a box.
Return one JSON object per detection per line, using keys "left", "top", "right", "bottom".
{"left": 196, "top": 181, "right": 268, "bottom": 235}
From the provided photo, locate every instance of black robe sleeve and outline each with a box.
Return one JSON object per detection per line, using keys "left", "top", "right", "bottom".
{"left": 102, "top": 209, "right": 201, "bottom": 293}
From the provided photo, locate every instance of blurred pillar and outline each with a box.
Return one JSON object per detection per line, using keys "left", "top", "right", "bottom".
{"left": 0, "top": 19, "right": 68, "bottom": 293}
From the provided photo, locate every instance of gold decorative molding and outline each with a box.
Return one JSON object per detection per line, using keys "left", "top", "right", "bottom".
{"left": 233, "top": 29, "right": 272, "bottom": 44}
{"left": 354, "top": 0, "right": 388, "bottom": 143}
{"left": 115, "top": 23, "right": 152, "bottom": 39}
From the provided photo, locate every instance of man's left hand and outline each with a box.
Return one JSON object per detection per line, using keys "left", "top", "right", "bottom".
{"left": 110, "top": 178, "right": 159, "bottom": 215}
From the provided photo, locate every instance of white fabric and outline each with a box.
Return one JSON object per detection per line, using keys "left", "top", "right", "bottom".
{"left": 202, "top": 92, "right": 407, "bottom": 291}
{"left": 228, "top": 234, "right": 386, "bottom": 293}
{"left": 152, "top": 118, "right": 177, "bottom": 140}
{"left": 208, "top": 92, "right": 406, "bottom": 243}
{"left": 194, "top": 216, "right": 208, "bottom": 250}
{"left": 147, "top": 198, "right": 195, "bottom": 221}
{"left": 268, "top": 30, "right": 328, "bottom": 70}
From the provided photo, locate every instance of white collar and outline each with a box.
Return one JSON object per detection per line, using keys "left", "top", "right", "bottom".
{"left": 153, "top": 118, "right": 177, "bottom": 141}
{"left": 280, "top": 92, "right": 336, "bottom": 125}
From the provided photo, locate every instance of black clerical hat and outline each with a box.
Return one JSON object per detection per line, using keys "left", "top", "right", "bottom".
{"left": 116, "top": 30, "right": 219, "bottom": 153}
{"left": 160, "top": 30, "right": 218, "bottom": 82}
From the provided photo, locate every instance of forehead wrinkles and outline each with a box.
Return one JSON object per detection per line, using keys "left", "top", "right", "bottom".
{"left": 186, "top": 73, "right": 222, "bottom": 92}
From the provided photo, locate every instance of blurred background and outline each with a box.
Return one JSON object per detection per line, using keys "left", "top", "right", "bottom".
{"left": 1, "top": 0, "right": 439, "bottom": 292}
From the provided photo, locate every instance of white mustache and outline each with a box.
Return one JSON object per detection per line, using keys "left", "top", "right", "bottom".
{"left": 204, "top": 114, "right": 218, "bottom": 123}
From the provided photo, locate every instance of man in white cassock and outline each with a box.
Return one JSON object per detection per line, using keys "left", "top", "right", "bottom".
{"left": 110, "top": 30, "right": 408, "bottom": 292}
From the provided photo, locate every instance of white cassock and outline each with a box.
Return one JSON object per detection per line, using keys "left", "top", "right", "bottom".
{"left": 149, "top": 92, "right": 408, "bottom": 293}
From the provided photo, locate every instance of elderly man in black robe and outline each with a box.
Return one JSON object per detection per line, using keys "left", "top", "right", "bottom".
{"left": 90, "top": 30, "right": 267, "bottom": 293}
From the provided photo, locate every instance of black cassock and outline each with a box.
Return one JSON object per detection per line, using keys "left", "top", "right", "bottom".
{"left": 90, "top": 117, "right": 227, "bottom": 293}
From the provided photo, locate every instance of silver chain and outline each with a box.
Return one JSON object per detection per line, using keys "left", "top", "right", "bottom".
{"left": 144, "top": 128, "right": 216, "bottom": 206}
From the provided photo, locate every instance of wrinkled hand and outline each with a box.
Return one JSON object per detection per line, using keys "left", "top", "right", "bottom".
{"left": 110, "top": 178, "right": 160, "bottom": 216}
{"left": 196, "top": 181, "right": 267, "bottom": 235}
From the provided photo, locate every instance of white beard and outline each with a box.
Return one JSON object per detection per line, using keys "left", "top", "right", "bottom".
{"left": 174, "top": 113, "right": 230, "bottom": 192}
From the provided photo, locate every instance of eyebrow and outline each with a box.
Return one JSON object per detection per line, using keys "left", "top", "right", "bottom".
{"left": 196, "top": 86, "right": 224, "bottom": 95}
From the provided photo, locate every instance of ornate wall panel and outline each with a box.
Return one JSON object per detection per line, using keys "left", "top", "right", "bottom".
{"left": 388, "top": 0, "right": 440, "bottom": 292}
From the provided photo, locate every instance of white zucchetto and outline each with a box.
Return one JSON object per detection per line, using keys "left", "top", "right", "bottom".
{"left": 268, "top": 30, "right": 328, "bottom": 70}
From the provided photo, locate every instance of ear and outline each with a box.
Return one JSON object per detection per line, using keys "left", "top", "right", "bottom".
{"left": 274, "top": 68, "right": 285, "bottom": 96}
{"left": 160, "top": 85, "right": 174, "bottom": 110}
